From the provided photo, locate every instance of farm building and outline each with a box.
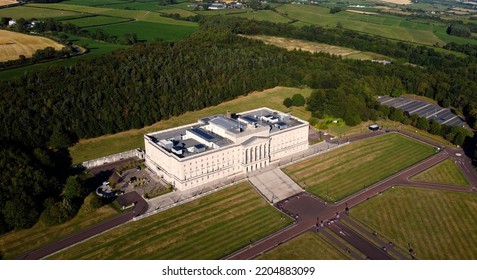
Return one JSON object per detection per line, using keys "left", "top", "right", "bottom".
{"left": 144, "top": 107, "right": 309, "bottom": 191}
{"left": 208, "top": 3, "right": 226, "bottom": 9}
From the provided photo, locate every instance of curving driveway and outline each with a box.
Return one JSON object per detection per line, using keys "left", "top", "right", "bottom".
{"left": 227, "top": 131, "right": 477, "bottom": 260}
{"left": 18, "top": 192, "right": 148, "bottom": 260}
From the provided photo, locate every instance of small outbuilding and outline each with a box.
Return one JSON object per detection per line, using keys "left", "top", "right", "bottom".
{"left": 368, "top": 124, "right": 379, "bottom": 131}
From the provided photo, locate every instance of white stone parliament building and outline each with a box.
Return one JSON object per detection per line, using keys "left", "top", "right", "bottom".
{"left": 144, "top": 108, "right": 309, "bottom": 191}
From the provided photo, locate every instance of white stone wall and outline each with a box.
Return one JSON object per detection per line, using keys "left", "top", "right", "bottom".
{"left": 269, "top": 124, "right": 309, "bottom": 162}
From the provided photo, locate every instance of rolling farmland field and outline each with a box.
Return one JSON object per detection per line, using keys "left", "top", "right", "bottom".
{"left": 0, "top": 30, "right": 64, "bottom": 62}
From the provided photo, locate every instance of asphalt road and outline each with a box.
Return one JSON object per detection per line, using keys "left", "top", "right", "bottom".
{"left": 18, "top": 192, "right": 148, "bottom": 260}
{"left": 327, "top": 221, "right": 393, "bottom": 260}
{"left": 227, "top": 131, "right": 477, "bottom": 260}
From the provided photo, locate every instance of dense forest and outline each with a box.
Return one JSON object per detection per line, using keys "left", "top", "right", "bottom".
{"left": 1, "top": 16, "right": 476, "bottom": 234}
{"left": 203, "top": 17, "right": 477, "bottom": 127}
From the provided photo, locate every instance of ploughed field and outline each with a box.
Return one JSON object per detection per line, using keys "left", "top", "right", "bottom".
{"left": 284, "top": 133, "right": 435, "bottom": 202}
{"left": 50, "top": 182, "right": 292, "bottom": 259}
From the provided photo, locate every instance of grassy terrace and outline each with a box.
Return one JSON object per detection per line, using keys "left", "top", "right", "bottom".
{"left": 50, "top": 182, "right": 292, "bottom": 259}
{"left": 284, "top": 133, "right": 435, "bottom": 202}
{"left": 257, "top": 231, "right": 349, "bottom": 260}
{"left": 411, "top": 158, "right": 470, "bottom": 187}
{"left": 352, "top": 187, "right": 477, "bottom": 259}
{"left": 0, "top": 194, "right": 121, "bottom": 259}
{"left": 70, "top": 87, "right": 312, "bottom": 164}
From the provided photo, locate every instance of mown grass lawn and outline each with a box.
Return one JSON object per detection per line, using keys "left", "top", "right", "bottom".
{"left": 284, "top": 133, "right": 435, "bottom": 202}
{"left": 411, "top": 158, "right": 470, "bottom": 187}
{"left": 0, "top": 194, "right": 121, "bottom": 259}
{"left": 257, "top": 231, "right": 349, "bottom": 260}
{"left": 70, "top": 87, "right": 312, "bottom": 164}
{"left": 352, "top": 187, "right": 477, "bottom": 259}
{"left": 50, "top": 182, "right": 292, "bottom": 259}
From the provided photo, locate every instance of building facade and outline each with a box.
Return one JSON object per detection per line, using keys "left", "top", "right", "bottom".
{"left": 144, "top": 107, "right": 309, "bottom": 191}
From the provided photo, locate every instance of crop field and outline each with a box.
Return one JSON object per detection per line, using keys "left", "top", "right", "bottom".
{"left": 50, "top": 182, "right": 292, "bottom": 259}
{"left": 258, "top": 231, "right": 349, "bottom": 260}
{"left": 0, "top": 0, "right": 17, "bottom": 6}
{"left": 352, "top": 187, "right": 477, "bottom": 259}
{"left": 0, "top": 35, "right": 127, "bottom": 81}
{"left": 85, "top": 21, "right": 197, "bottom": 41}
{"left": 69, "top": 86, "right": 312, "bottom": 164}
{"left": 243, "top": 35, "right": 359, "bottom": 56}
{"left": 0, "top": 30, "right": 65, "bottom": 62}
{"left": 284, "top": 133, "right": 435, "bottom": 202}
{"left": 380, "top": 0, "right": 411, "bottom": 4}
{"left": 411, "top": 158, "right": 470, "bottom": 187}
{"left": 60, "top": 15, "right": 131, "bottom": 27}
{"left": 0, "top": 194, "right": 121, "bottom": 259}
{"left": 243, "top": 35, "right": 390, "bottom": 61}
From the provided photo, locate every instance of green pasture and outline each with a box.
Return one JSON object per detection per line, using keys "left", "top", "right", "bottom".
{"left": 50, "top": 182, "right": 292, "bottom": 259}
{"left": 27, "top": 3, "right": 197, "bottom": 26}
{"left": 258, "top": 231, "right": 349, "bottom": 260}
{"left": 352, "top": 187, "right": 477, "bottom": 259}
{"left": 69, "top": 87, "right": 312, "bottom": 164}
{"left": 85, "top": 21, "right": 197, "bottom": 41}
{"left": 408, "top": 3, "right": 449, "bottom": 12}
{"left": 157, "top": 8, "right": 197, "bottom": 17}
{"left": 105, "top": 2, "right": 176, "bottom": 11}
{"left": 196, "top": 8, "right": 251, "bottom": 16}
{"left": 275, "top": 4, "right": 465, "bottom": 46}
{"left": 0, "top": 5, "right": 81, "bottom": 18}
{"left": 284, "top": 133, "right": 435, "bottom": 202}
{"left": 0, "top": 194, "right": 121, "bottom": 259}
{"left": 228, "top": 10, "right": 291, "bottom": 23}
{"left": 168, "top": 2, "right": 198, "bottom": 11}
{"left": 63, "top": 0, "right": 127, "bottom": 6}
{"left": 411, "top": 158, "right": 470, "bottom": 187}
{"left": 60, "top": 15, "right": 131, "bottom": 27}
